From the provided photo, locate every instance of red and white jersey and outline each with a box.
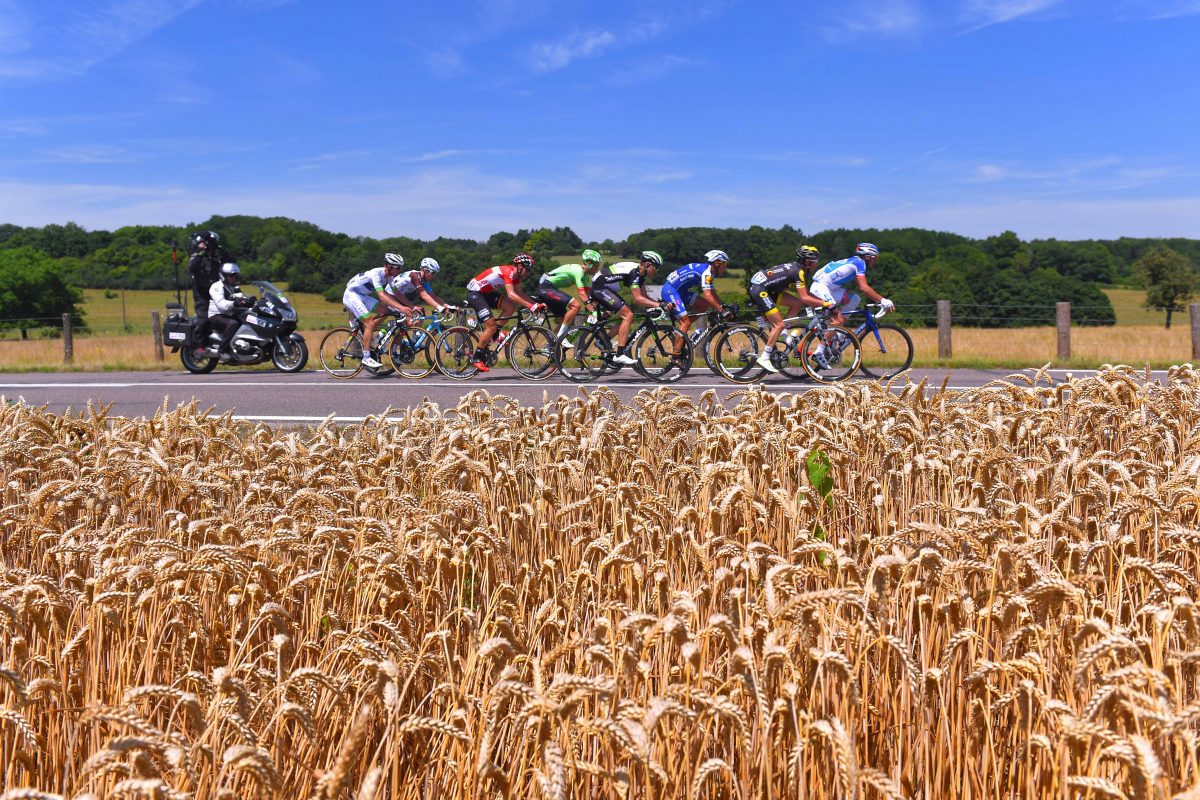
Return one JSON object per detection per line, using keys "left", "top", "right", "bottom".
{"left": 467, "top": 264, "right": 518, "bottom": 294}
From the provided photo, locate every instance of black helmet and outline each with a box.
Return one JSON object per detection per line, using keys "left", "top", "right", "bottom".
{"left": 189, "top": 230, "right": 220, "bottom": 253}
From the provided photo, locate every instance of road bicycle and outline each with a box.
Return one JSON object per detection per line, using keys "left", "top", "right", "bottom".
{"left": 556, "top": 307, "right": 694, "bottom": 384}
{"left": 680, "top": 302, "right": 746, "bottom": 376}
{"left": 711, "top": 307, "right": 863, "bottom": 384}
{"left": 382, "top": 306, "right": 466, "bottom": 379}
{"left": 844, "top": 304, "right": 914, "bottom": 379}
{"left": 433, "top": 307, "right": 558, "bottom": 380}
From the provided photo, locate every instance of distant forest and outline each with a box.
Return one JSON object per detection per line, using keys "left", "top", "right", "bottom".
{"left": 2, "top": 216, "right": 1199, "bottom": 327}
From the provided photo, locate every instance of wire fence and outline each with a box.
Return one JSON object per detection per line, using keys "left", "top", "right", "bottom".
{"left": 883, "top": 303, "right": 1118, "bottom": 328}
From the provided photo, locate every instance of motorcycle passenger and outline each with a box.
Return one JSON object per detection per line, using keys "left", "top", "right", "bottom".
{"left": 207, "top": 262, "right": 252, "bottom": 355}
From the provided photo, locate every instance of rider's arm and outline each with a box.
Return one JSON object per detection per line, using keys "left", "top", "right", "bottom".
{"left": 702, "top": 289, "right": 724, "bottom": 313}
{"left": 504, "top": 282, "right": 537, "bottom": 309}
{"left": 630, "top": 286, "right": 659, "bottom": 308}
{"left": 374, "top": 288, "right": 410, "bottom": 312}
{"left": 854, "top": 275, "right": 885, "bottom": 304}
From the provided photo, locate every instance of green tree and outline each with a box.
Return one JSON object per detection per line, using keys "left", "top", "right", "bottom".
{"left": 1133, "top": 246, "right": 1197, "bottom": 329}
{"left": 0, "top": 247, "right": 84, "bottom": 338}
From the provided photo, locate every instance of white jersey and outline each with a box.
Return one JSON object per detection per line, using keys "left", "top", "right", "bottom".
{"left": 386, "top": 270, "right": 429, "bottom": 298}
{"left": 811, "top": 256, "right": 867, "bottom": 289}
{"left": 345, "top": 267, "right": 390, "bottom": 295}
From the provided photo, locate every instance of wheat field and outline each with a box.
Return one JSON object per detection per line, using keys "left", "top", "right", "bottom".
{"left": 2, "top": 370, "right": 1200, "bottom": 799}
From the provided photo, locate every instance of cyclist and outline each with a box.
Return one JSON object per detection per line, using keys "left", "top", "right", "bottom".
{"left": 662, "top": 249, "right": 733, "bottom": 356}
{"left": 535, "top": 249, "right": 601, "bottom": 344}
{"left": 749, "top": 245, "right": 831, "bottom": 373}
{"left": 588, "top": 250, "right": 664, "bottom": 365}
{"left": 809, "top": 243, "right": 895, "bottom": 327}
{"left": 465, "top": 252, "right": 546, "bottom": 372}
{"left": 387, "top": 257, "right": 454, "bottom": 316}
{"left": 343, "top": 253, "right": 413, "bottom": 370}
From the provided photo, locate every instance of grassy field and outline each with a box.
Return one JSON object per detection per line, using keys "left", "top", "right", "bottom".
{"left": 4, "top": 375, "right": 1200, "bottom": 798}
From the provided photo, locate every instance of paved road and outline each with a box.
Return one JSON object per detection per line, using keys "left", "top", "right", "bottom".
{"left": 0, "top": 367, "right": 1153, "bottom": 423}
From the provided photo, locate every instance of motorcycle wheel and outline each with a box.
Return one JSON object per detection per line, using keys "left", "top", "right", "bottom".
{"left": 272, "top": 337, "right": 309, "bottom": 372}
{"left": 180, "top": 345, "right": 219, "bottom": 374}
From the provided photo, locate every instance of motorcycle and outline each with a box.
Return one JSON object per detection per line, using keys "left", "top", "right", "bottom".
{"left": 164, "top": 281, "right": 308, "bottom": 374}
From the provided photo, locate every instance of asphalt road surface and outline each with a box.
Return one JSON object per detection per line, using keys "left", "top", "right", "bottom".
{"left": 0, "top": 367, "right": 1165, "bottom": 424}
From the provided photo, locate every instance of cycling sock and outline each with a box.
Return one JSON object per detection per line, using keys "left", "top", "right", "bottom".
{"left": 556, "top": 323, "right": 568, "bottom": 337}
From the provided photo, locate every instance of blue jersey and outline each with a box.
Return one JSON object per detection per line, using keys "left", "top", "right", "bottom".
{"left": 812, "top": 256, "right": 867, "bottom": 289}
{"left": 664, "top": 262, "right": 715, "bottom": 293}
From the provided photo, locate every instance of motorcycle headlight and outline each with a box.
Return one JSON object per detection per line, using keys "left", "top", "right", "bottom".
{"left": 281, "top": 307, "right": 297, "bottom": 321}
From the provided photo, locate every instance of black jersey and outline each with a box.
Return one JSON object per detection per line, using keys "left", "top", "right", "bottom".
{"left": 750, "top": 261, "right": 806, "bottom": 293}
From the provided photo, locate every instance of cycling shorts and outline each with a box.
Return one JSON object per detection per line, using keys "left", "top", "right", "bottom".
{"left": 809, "top": 282, "right": 860, "bottom": 313}
{"left": 465, "top": 289, "right": 502, "bottom": 322}
{"left": 535, "top": 278, "right": 574, "bottom": 317}
{"left": 660, "top": 283, "right": 693, "bottom": 321}
{"left": 590, "top": 284, "right": 626, "bottom": 313}
{"left": 343, "top": 289, "right": 380, "bottom": 321}
{"left": 748, "top": 282, "right": 781, "bottom": 314}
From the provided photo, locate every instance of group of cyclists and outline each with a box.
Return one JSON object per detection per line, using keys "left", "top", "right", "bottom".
{"left": 187, "top": 228, "right": 896, "bottom": 376}
{"left": 338, "top": 242, "right": 895, "bottom": 375}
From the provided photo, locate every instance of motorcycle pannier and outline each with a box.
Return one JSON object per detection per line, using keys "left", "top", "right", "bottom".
{"left": 163, "top": 315, "right": 196, "bottom": 347}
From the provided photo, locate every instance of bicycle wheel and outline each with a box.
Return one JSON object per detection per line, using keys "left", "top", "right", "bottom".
{"left": 506, "top": 324, "right": 558, "bottom": 380}
{"left": 799, "top": 325, "right": 862, "bottom": 383}
{"left": 557, "top": 328, "right": 607, "bottom": 383}
{"left": 318, "top": 327, "right": 365, "bottom": 379}
{"left": 433, "top": 326, "right": 480, "bottom": 380}
{"left": 633, "top": 324, "right": 692, "bottom": 383}
{"left": 712, "top": 325, "right": 768, "bottom": 384}
{"left": 700, "top": 327, "right": 726, "bottom": 376}
{"left": 857, "top": 323, "right": 914, "bottom": 380}
{"left": 385, "top": 326, "right": 436, "bottom": 379}
{"left": 562, "top": 324, "right": 622, "bottom": 376}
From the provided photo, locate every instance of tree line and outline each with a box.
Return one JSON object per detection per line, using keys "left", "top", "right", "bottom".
{"left": 1, "top": 216, "right": 1198, "bottom": 331}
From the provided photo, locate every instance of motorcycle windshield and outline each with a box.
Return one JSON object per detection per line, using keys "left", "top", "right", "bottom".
{"left": 249, "top": 281, "right": 297, "bottom": 319}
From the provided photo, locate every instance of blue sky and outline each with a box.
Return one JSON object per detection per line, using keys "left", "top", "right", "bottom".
{"left": 0, "top": 0, "right": 1197, "bottom": 242}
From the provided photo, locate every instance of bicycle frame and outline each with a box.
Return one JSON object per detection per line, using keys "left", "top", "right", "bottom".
{"left": 846, "top": 304, "right": 891, "bottom": 351}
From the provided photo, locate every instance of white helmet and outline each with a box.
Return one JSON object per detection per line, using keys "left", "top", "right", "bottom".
{"left": 855, "top": 243, "right": 880, "bottom": 258}
{"left": 384, "top": 252, "right": 405, "bottom": 268}
{"left": 419, "top": 257, "right": 441, "bottom": 273}
{"left": 220, "top": 262, "right": 240, "bottom": 279}
{"left": 705, "top": 249, "right": 729, "bottom": 264}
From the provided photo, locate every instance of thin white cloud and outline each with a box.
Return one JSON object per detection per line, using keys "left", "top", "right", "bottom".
{"left": 820, "top": 0, "right": 922, "bottom": 42}
{"left": 0, "top": 0, "right": 203, "bottom": 83}
{"left": 0, "top": 0, "right": 31, "bottom": 54}
{"left": 1123, "top": 0, "right": 1200, "bottom": 19}
{"left": 531, "top": 29, "right": 617, "bottom": 73}
{"left": 33, "top": 144, "right": 137, "bottom": 164}
{"left": 960, "top": 0, "right": 1067, "bottom": 31}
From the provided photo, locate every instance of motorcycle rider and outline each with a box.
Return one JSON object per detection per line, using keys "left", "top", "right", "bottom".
{"left": 207, "top": 262, "right": 253, "bottom": 355}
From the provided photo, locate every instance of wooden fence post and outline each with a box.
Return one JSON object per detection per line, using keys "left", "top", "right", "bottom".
{"left": 1191, "top": 303, "right": 1200, "bottom": 362}
{"left": 1056, "top": 302, "right": 1071, "bottom": 360}
{"left": 151, "top": 310, "right": 164, "bottom": 363}
{"left": 62, "top": 313, "right": 73, "bottom": 364}
{"left": 937, "top": 300, "right": 951, "bottom": 359}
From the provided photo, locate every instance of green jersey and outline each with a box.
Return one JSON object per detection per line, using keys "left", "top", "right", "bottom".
{"left": 542, "top": 263, "right": 588, "bottom": 291}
